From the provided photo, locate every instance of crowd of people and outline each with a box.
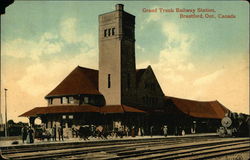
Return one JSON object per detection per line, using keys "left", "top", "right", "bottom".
{"left": 20, "top": 124, "right": 171, "bottom": 143}
{"left": 73, "top": 124, "right": 169, "bottom": 140}
{"left": 39, "top": 125, "right": 64, "bottom": 141}
{"left": 21, "top": 126, "right": 35, "bottom": 144}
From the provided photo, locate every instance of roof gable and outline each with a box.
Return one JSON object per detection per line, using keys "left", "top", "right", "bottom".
{"left": 45, "top": 66, "right": 101, "bottom": 98}
{"left": 137, "top": 65, "right": 164, "bottom": 95}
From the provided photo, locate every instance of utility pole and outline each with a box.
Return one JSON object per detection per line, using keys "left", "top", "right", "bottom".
{"left": 4, "top": 88, "right": 8, "bottom": 137}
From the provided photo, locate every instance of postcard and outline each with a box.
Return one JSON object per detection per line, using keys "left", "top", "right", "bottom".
{"left": 1, "top": 1, "right": 249, "bottom": 159}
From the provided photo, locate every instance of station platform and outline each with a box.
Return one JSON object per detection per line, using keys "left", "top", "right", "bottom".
{"left": 0, "top": 133, "right": 218, "bottom": 149}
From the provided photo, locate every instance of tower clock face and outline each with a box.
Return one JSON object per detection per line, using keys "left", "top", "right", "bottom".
{"left": 221, "top": 117, "right": 232, "bottom": 128}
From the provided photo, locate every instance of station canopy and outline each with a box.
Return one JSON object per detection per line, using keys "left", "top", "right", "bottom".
{"left": 100, "top": 105, "right": 146, "bottom": 114}
{"left": 19, "top": 105, "right": 146, "bottom": 117}
{"left": 165, "top": 96, "right": 229, "bottom": 119}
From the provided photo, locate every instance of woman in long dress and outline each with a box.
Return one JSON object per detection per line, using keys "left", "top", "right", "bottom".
{"left": 26, "top": 131, "right": 30, "bottom": 144}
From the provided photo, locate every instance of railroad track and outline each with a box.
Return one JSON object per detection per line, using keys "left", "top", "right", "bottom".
{"left": 1, "top": 136, "right": 218, "bottom": 154}
{"left": 1, "top": 136, "right": 249, "bottom": 159}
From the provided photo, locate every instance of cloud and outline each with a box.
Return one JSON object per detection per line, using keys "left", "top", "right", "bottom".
{"left": 140, "top": 7, "right": 162, "bottom": 30}
{"left": 152, "top": 22, "right": 195, "bottom": 87}
{"left": 17, "top": 47, "right": 98, "bottom": 97}
{"left": 60, "top": 18, "right": 79, "bottom": 43}
{"left": 136, "top": 44, "right": 145, "bottom": 54}
{"left": 82, "top": 33, "right": 96, "bottom": 48}
{"left": 145, "top": 13, "right": 161, "bottom": 24}
{"left": 2, "top": 17, "right": 98, "bottom": 122}
{"left": 3, "top": 17, "right": 98, "bottom": 97}
{"left": 40, "top": 33, "right": 62, "bottom": 55}
{"left": 3, "top": 17, "right": 96, "bottom": 61}
{"left": 190, "top": 63, "right": 249, "bottom": 114}
{"left": 2, "top": 38, "right": 35, "bottom": 58}
{"left": 193, "top": 69, "right": 224, "bottom": 87}
{"left": 2, "top": 32, "right": 62, "bottom": 60}
{"left": 60, "top": 17, "right": 97, "bottom": 49}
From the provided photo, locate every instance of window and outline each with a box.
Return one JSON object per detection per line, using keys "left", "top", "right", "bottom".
{"left": 108, "top": 29, "right": 111, "bottom": 36}
{"left": 69, "top": 115, "right": 74, "bottom": 119}
{"left": 104, "top": 29, "right": 107, "bottom": 37}
{"left": 48, "top": 98, "right": 53, "bottom": 105}
{"left": 104, "top": 28, "right": 115, "bottom": 37}
{"left": 108, "top": 74, "right": 111, "bottom": 88}
{"left": 62, "top": 97, "right": 68, "bottom": 104}
{"left": 84, "top": 97, "right": 89, "bottom": 104}
{"left": 69, "top": 97, "right": 74, "bottom": 104}
{"left": 62, "top": 115, "right": 66, "bottom": 119}
{"left": 112, "top": 28, "right": 115, "bottom": 35}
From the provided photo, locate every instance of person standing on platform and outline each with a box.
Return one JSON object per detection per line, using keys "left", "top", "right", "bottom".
{"left": 125, "top": 126, "right": 129, "bottom": 137}
{"left": 163, "top": 125, "right": 168, "bottom": 137}
{"left": 131, "top": 126, "right": 135, "bottom": 137}
{"left": 28, "top": 126, "right": 34, "bottom": 143}
{"left": 58, "top": 126, "right": 64, "bottom": 141}
{"left": 52, "top": 125, "right": 57, "bottom": 141}
{"left": 21, "top": 126, "right": 27, "bottom": 143}
{"left": 150, "top": 125, "right": 154, "bottom": 137}
{"left": 138, "top": 127, "right": 141, "bottom": 136}
{"left": 141, "top": 127, "right": 144, "bottom": 136}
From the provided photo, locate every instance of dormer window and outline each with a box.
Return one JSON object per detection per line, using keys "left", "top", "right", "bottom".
{"left": 62, "top": 97, "right": 68, "bottom": 104}
{"left": 48, "top": 98, "right": 53, "bottom": 105}
{"left": 84, "top": 97, "right": 89, "bottom": 104}
{"left": 69, "top": 97, "right": 74, "bottom": 104}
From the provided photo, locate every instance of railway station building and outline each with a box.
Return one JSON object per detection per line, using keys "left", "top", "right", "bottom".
{"left": 20, "top": 4, "right": 229, "bottom": 137}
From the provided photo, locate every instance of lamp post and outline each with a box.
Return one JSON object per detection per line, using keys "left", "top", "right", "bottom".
{"left": 4, "top": 88, "right": 8, "bottom": 137}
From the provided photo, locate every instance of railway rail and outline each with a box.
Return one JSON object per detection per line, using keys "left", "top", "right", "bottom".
{"left": 1, "top": 136, "right": 249, "bottom": 159}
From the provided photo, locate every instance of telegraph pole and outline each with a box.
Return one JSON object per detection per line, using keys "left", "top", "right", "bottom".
{"left": 4, "top": 88, "right": 8, "bottom": 137}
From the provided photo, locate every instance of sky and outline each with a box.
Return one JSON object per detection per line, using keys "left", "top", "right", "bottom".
{"left": 1, "top": 1, "right": 249, "bottom": 123}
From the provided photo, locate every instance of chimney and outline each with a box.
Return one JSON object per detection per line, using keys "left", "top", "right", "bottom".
{"left": 115, "top": 4, "right": 124, "bottom": 11}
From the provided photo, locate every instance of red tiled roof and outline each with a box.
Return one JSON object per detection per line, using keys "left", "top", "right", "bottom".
{"left": 46, "top": 66, "right": 101, "bottom": 98}
{"left": 100, "top": 105, "right": 146, "bottom": 113}
{"left": 19, "top": 105, "right": 100, "bottom": 117}
{"left": 165, "top": 96, "right": 229, "bottom": 119}
{"left": 19, "top": 105, "right": 146, "bottom": 117}
{"left": 46, "top": 67, "right": 148, "bottom": 98}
